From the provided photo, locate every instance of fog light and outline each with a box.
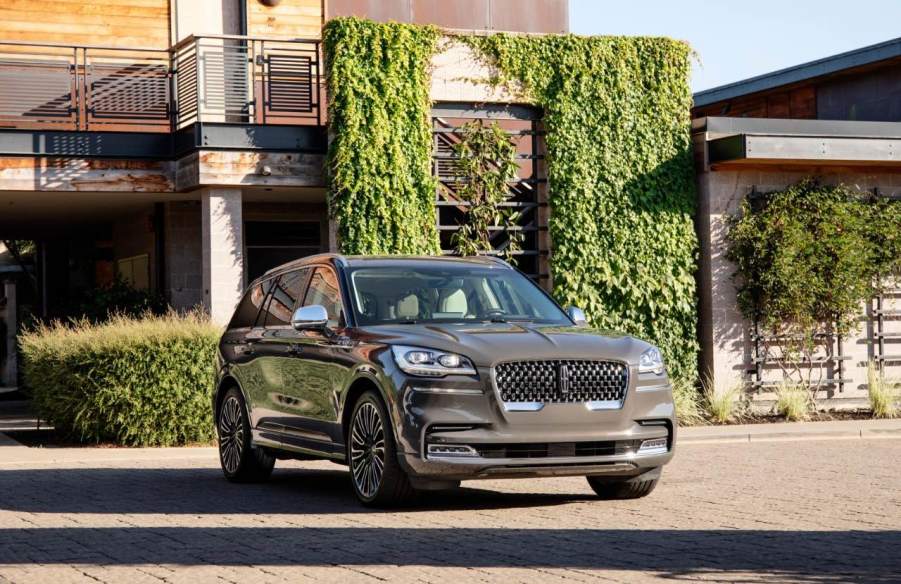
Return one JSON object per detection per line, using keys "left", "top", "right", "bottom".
{"left": 427, "top": 444, "right": 478, "bottom": 458}
{"left": 637, "top": 438, "right": 668, "bottom": 455}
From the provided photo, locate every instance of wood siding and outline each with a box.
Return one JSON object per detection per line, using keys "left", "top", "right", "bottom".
{"left": 0, "top": 0, "right": 170, "bottom": 48}
{"left": 247, "top": 0, "right": 323, "bottom": 38}
{"left": 693, "top": 86, "right": 816, "bottom": 120}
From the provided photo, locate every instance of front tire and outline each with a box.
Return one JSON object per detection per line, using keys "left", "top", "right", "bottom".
{"left": 347, "top": 390, "right": 415, "bottom": 506}
{"left": 217, "top": 387, "right": 274, "bottom": 483}
{"left": 587, "top": 468, "right": 660, "bottom": 500}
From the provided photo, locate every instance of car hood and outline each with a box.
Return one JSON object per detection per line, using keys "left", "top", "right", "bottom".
{"left": 356, "top": 322, "right": 653, "bottom": 367}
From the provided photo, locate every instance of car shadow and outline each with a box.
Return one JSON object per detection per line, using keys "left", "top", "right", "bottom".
{"left": 0, "top": 466, "right": 594, "bottom": 515}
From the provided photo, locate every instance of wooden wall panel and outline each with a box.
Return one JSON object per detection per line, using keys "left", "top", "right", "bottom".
{"left": 0, "top": 0, "right": 170, "bottom": 48}
{"left": 247, "top": 0, "right": 323, "bottom": 38}
{"left": 693, "top": 85, "right": 817, "bottom": 120}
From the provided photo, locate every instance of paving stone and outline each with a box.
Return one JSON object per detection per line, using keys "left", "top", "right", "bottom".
{"left": 0, "top": 439, "right": 899, "bottom": 582}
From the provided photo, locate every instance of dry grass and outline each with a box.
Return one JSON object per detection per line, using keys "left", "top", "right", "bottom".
{"left": 704, "top": 382, "right": 742, "bottom": 424}
{"left": 671, "top": 378, "right": 704, "bottom": 426}
{"left": 774, "top": 382, "right": 810, "bottom": 421}
{"left": 867, "top": 361, "right": 898, "bottom": 419}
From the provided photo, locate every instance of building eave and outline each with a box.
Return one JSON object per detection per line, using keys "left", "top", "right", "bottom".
{"left": 693, "top": 36, "right": 901, "bottom": 108}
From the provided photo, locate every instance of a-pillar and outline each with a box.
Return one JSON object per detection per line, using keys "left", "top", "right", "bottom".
{"left": 201, "top": 188, "right": 244, "bottom": 325}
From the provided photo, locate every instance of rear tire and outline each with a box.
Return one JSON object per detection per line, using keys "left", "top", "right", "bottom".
{"left": 587, "top": 469, "right": 659, "bottom": 500}
{"left": 217, "top": 387, "right": 275, "bottom": 483}
{"left": 347, "top": 390, "right": 415, "bottom": 507}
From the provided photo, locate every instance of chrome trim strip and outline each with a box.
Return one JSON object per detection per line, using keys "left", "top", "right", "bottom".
{"left": 502, "top": 401, "right": 545, "bottom": 412}
{"left": 419, "top": 450, "right": 668, "bottom": 467}
{"left": 636, "top": 445, "right": 669, "bottom": 456}
{"left": 585, "top": 400, "right": 623, "bottom": 411}
{"left": 635, "top": 383, "right": 670, "bottom": 393}
{"left": 411, "top": 386, "right": 484, "bottom": 395}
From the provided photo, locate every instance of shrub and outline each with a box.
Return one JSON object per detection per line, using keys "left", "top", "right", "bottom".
{"left": 774, "top": 382, "right": 810, "bottom": 421}
{"left": 73, "top": 278, "right": 168, "bottom": 322}
{"left": 726, "top": 180, "right": 901, "bottom": 392}
{"left": 868, "top": 361, "right": 898, "bottom": 419}
{"left": 704, "top": 383, "right": 741, "bottom": 424}
{"left": 19, "top": 312, "right": 220, "bottom": 446}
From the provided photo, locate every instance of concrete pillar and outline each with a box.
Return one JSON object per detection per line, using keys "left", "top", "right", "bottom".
{"left": 2, "top": 279, "right": 16, "bottom": 387}
{"left": 202, "top": 188, "right": 244, "bottom": 325}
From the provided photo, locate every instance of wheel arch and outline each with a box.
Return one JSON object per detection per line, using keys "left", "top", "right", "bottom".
{"left": 214, "top": 374, "right": 246, "bottom": 421}
{"left": 340, "top": 375, "right": 387, "bottom": 440}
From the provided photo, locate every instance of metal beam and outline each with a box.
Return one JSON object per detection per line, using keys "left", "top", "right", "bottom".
{"left": 0, "top": 123, "right": 327, "bottom": 159}
{"left": 708, "top": 133, "right": 901, "bottom": 165}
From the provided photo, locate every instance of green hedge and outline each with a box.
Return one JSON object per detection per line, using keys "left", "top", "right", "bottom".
{"left": 19, "top": 313, "right": 220, "bottom": 446}
{"left": 466, "top": 34, "right": 699, "bottom": 384}
{"left": 324, "top": 18, "right": 441, "bottom": 255}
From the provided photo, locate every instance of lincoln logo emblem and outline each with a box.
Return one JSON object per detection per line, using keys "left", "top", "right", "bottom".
{"left": 558, "top": 363, "right": 570, "bottom": 394}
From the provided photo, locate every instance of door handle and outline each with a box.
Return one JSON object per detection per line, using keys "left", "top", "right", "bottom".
{"left": 243, "top": 341, "right": 256, "bottom": 356}
{"left": 287, "top": 344, "right": 303, "bottom": 356}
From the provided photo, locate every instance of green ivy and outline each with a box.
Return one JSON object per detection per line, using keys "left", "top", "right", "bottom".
{"left": 465, "top": 35, "right": 699, "bottom": 383}
{"left": 726, "top": 179, "right": 901, "bottom": 336}
{"left": 449, "top": 120, "right": 522, "bottom": 262}
{"left": 323, "top": 18, "right": 440, "bottom": 255}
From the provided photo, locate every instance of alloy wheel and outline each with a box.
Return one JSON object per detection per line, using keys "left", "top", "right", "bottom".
{"left": 350, "top": 402, "right": 385, "bottom": 499}
{"left": 218, "top": 396, "right": 245, "bottom": 474}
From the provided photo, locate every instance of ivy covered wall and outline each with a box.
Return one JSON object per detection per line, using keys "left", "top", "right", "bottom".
{"left": 323, "top": 18, "right": 699, "bottom": 383}
{"left": 467, "top": 34, "right": 699, "bottom": 383}
{"left": 323, "top": 18, "right": 440, "bottom": 254}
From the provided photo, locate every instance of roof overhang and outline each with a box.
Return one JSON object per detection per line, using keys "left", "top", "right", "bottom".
{"left": 693, "top": 36, "right": 901, "bottom": 107}
{"left": 696, "top": 117, "right": 901, "bottom": 169}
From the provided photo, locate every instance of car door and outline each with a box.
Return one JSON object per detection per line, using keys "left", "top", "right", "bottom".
{"left": 225, "top": 277, "right": 275, "bottom": 429}
{"left": 286, "top": 265, "right": 355, "bottom": 447}
{"left": 253, "top": 268, "right": 311, "bottom": 435}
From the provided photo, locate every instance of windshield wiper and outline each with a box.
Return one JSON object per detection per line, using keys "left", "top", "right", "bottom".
{"left": 398, "top": 318, "right": 418, "bottom": 324}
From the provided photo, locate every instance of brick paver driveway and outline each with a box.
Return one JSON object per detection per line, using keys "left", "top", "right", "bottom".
{"left": 0, "top": 438, "right": 899, "bottom": 583}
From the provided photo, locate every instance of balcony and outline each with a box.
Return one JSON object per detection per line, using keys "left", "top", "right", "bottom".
{"left": 0, "top": 35, "right": 325, "bottom": 157}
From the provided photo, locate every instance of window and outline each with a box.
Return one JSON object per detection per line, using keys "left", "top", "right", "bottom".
{"left": 303, "top": 267, "right": 344, "bottom": 326}
{"left": 348, "top": 265, "right": 569, "bottom": 326}
{"left": 116, "top": 254, "right": 150, "bottom": 290}
{"left": 263, "top": 269, "right": 309, "bottom": 327}
{"left": 228, "top": 279, "right": 272, "bottom": 329}
{"left": 245, "top": 221, "right": 322, "bottom": 282}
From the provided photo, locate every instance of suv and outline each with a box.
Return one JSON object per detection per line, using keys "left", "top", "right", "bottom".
{"left": 215, "top": 254, "right": 675, "bottom": 506}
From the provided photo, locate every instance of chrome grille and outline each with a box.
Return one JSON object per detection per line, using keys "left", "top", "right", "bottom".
{"left": 494, "top": 360, "right": 628, "bottom": 404}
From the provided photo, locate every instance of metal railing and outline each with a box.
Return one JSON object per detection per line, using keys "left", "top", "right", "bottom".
{"left": 0, "top": 35, "right": 323, "bottom": 133}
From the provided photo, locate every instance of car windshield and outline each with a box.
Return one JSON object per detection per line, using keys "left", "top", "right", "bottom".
{"left": 347, "top": 264, "right": 571, "bottom": 326}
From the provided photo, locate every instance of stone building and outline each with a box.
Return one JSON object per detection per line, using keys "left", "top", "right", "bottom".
{"left": 692, "top": 38, "right": 901, "bottom": 407}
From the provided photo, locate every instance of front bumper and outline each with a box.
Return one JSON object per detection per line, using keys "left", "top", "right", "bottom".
{"left": 391, "top": 365, "right": 676, "bottom": 482}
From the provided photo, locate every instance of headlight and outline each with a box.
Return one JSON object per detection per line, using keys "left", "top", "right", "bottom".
{"left": 638, "top": 346, "right": 665, "bottom": 375}
{"left": 391, "top": 345, "right": 477, "bottom": 377}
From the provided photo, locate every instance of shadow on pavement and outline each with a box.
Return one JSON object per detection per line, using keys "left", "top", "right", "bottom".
{"left": 1, "top": 466, "right": 899, "bottom": 581}
{"left": 0, "top": 525, "right": 897, "bottom": 582}
{"left": 0, "top": 466, "right": 594, "bottom": 514}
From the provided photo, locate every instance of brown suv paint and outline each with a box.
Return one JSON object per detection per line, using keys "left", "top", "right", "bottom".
{"left": 214, "top": 254, "right": 676, "bottom": 506}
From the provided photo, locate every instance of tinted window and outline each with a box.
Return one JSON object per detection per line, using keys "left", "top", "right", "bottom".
{"left": 303, "top": 267, "right": 344, "bottom": 326}
{"left": 262, "top": 269, "right": 309, "bottom": 327}
{"left": 347, "top": 265, "right": 569, "bottom": 326}
{"left": 228, "top": 279, "right": 271, "bottom": 329}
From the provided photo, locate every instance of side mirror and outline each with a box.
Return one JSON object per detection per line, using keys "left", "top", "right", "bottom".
{"left": 291, "top": 305, "right": 329, "bottom": 331}
{"left": 566, "top": 306, "right": 588, "bottom": 327}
